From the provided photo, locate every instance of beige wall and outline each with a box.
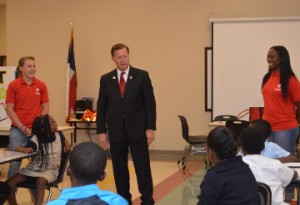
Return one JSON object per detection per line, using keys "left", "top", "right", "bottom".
{"left": 0, "top": 4, "right": 6, "bottom": 54}
{"left": 5, "top": 0, "right": 300, "bottom": 150}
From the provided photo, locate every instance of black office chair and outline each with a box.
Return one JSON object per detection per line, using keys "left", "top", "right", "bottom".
{"left": 177, "top": 115, "right": 207, "bottom": 170}
{"left": 213, "top": 115, "right": 238, "bottom": 121}
{"left": 17, "top": 150, "right": 70, "bottom": 203}
{"left": 257, "top": 182, "right": 272, "bottom": 205}
{"left": 225, "top": 120, "right": 250, "bottom": 137}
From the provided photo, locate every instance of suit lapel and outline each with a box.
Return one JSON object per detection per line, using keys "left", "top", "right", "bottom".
{"left": 109, "top": 70, "right": 121, "bottom": 96}
{"left": 110, "top": 67, "right": 136, "bottom": 98}
{"left": 124, "top": 67, "right": 136, "bottom": 97}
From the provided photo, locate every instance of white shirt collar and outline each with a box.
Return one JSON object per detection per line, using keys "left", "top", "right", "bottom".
{"left": 117, "top": 66, "right": 130, "bottom": 81}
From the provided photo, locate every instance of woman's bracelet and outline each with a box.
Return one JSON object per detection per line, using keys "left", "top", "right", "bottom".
{"left": 19, "top": 125, "right": 25, "bottom": 130}
{"left": 22, "top": 127, "right": 27, "bottom": 134}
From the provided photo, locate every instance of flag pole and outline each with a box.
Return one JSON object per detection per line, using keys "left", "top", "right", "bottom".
{"left": 67, "top": 21, "right": 77, "bottom": 120}
{"left": 70, "top": 21, "right": 73, "bottom": 40}
{"left": 66, "top": 22, "right": 73, "bottom": 119}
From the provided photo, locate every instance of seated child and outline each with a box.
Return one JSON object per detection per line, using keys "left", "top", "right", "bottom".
{"left": 240, "top": 127, "right": 298, "bottom": 205}
{"left": 251, "top": 119, "right": 298, "bottom": 163}
{"left": 6, "top": 114, "right": 71, "bottom": 205}
{"left": 47, "top": 142, "right": 128, "bottom": 205}
{"left": 197, "top": 126, "right": 258, "bottom": 205}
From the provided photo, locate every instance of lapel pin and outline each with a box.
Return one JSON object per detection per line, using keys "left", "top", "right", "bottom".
{"left": 129, "top": 76, "right": 133, "bottom": 79}
{"left": 112, "top": 76, "right": 116, "bottom": 79}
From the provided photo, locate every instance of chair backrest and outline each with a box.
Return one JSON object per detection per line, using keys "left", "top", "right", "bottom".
{"left": 214, "top": 115, "right": 238, "bottom": 121}
{"left": 257, "top": 182, "right": 271, "bottom": 205}
{"left": 178, "top": 115, "right": 189, "bottom": 141}
{"left": 48, "top": 150, "right": 70, "bottom": 186}
{"left": 0, "top": 181, "right": 10, "bottom": 204}
{"left": 225, "top": 120, "right": 250, "bottom": 137}
{"left": 249, "top": 107, "right": 264, "bottom": 122}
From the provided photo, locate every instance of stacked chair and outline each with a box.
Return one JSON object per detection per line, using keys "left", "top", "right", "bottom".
{"left": 225, "top": 120, "right": 250, "bottom": 137}
{"left": 177, "top": 115, "right": 207, "bottom": 170}
{"left": 213, "top": 115, "right": 238, "bottom": 122}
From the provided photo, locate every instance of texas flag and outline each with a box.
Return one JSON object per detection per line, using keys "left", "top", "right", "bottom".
{"left": 67, "top": 27, "right": 77, "bottom": 118}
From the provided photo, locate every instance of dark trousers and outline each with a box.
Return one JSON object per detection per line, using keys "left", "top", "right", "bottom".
{"left": 110, "top": 138, "right": 154, "bottom": 205}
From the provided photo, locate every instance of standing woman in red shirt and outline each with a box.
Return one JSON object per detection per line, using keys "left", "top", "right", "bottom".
{"left": 5, "top": 56, "right": 49, "bottom": 178}
{"left": 262, "top": 46, "right": 300, "bottom": 155}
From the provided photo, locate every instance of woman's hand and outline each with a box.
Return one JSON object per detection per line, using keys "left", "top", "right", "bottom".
{"left": 24, "top": 127, "right": 32, "bottom": 137}
{"left": 64, "top": 139, "right": 72, "bottom": 152}
{"left": 19, "top": 126, "right": 32, "bottom": 137}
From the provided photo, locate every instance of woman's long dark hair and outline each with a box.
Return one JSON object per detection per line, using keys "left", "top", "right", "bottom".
{"left": 262, "top": 45, "right": 296, "bottom": 98}
{"left": 31, "top": 115, "right": 52, "bottom": 169}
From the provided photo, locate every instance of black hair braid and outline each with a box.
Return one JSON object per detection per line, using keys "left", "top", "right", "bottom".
{"left": 32, "top": 115, "right": 52, "bottom": 170}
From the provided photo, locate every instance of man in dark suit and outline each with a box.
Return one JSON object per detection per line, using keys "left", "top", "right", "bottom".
{"left": 96, "top": 43, "right": 156, "bottom": 205}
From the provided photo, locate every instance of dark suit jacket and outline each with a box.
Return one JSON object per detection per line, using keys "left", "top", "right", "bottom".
{"left": 96, "top": 66, "right": 156, "bottom": 142}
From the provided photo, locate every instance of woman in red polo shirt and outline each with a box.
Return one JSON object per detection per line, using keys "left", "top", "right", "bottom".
{"left": 5, "top": 56, "right": 49, "bottom": 179}
{"left": 262, "top": 46, "right": 300, "bottom": 155}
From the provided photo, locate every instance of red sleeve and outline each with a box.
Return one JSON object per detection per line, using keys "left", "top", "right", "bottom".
{"left": 40, "top": 81, "right": 49, "bottom": 104}
{"left": 5, "top": 82, "right": 16, "bottom": 104}
{"left": 289, "top": 76, "right": 300, "bottom": 103}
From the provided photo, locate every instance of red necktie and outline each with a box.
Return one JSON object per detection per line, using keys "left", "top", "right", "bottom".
{"left": 119, "top": 72, "right": 126, "bottom": 97}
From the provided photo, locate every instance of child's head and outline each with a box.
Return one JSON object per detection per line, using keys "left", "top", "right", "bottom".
{"left": 250, "top": 119, "right": 271, "bottom": 141}
{"left": 240, "top": 127, "right": 265, "bottom": 155}
{"left": 68, "top": 142, "right": 107, "bottom": 185}
{"left": 31, "top": 114, "right": 56, "bottom": 168}
{"left": 206, "top": 126, "right": 238, "bottom": 164}
{"left": 32, "top": 114, "right": 57, "bottom": 143}
{"left": 48, "top": 115, "right": 58, "bottom": 134}
{"left": 32, "top": 115, "right": 51, "bottom": 143}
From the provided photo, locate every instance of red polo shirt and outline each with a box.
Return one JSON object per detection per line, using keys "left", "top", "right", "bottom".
{"left": 262, "top": 72, "right": 300, "bottom": 131}
{"left": 5, "top": 77, "right": 49, "bottom": 128}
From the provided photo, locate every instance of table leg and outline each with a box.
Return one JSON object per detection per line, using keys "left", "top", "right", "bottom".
{"left": 73, "top": 123, "right": 77, "bottom": 145}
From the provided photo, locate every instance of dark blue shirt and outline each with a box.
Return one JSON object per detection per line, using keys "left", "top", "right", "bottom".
{"left": 198, "top": 156, "right": 259, "bottom": 205}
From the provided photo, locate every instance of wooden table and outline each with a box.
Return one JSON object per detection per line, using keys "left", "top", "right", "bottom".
{"left": 66, "top": 119, "right": 96, "bottom": 144}
{"left": 0, "top": 126, "right": 75, "bottom": 145}
{"left": 0, "top": 151, "right": 37, "bottom": 165}
{"left": 209, "top": 121, "right": 226, "bottom": 130}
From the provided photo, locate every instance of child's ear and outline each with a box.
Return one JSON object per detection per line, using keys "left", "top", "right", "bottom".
{"left": 98, "top": 171, "right": 106, "bottom": 181}
{"left": 67, "top": 166, "right": 71, "bottom": 176}
{"left": 206, "top": 147, "right": 213, "bottom": 162}
{"left": 206, "top": 147, "right": 218, "bottom": 165}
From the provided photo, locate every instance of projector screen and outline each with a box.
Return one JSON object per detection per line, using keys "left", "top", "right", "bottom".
{"left": 211, "top": 17, "right": 300, "bottom": 120}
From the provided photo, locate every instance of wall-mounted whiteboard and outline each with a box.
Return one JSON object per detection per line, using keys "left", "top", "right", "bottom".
{"left": 211, "top": 17, "right": 300, "bottom": 120}
{"left": 0, "top": 66, "right": 16, "bottom": 127}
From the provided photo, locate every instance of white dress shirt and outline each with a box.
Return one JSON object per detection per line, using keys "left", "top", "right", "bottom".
{"left": 243, "top": 154, "right": 294, "bottom": 205}
{"left": 117, "top": 67, "right": 129, "bottom": 83}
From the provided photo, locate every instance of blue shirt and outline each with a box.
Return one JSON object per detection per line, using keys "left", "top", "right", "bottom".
{"left": 261, "top": 141, "right": 290, "bottom": 158}
{"left": 238, "top": 141, "right": 290, "bottom": 159}
{"left": 47, "top": 184, "right": 128, "bottom": 205}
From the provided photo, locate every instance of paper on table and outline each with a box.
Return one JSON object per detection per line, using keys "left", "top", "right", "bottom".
{"left": 284, "top": 163, "right": 300, "bottom": 168}
{"left": 284, "top": 163, "right": 300, "bottom": 180}
{"left": 0, "top": 102, "right": 8, "bottom": 122}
